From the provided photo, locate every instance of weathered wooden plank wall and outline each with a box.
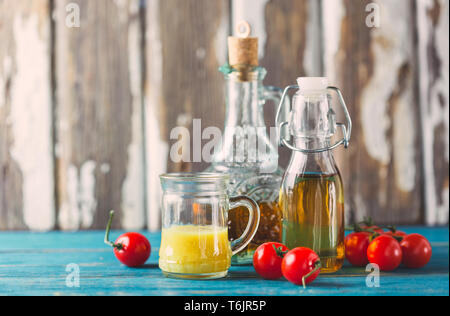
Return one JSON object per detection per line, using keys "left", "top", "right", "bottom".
{"left": 0, "top": 0, "right": 54, "bottom": 231}
{"left": 417, "top": 0, "right": 449, "bottom": 226}
{"left": 232, "top": 0, "right": 323, "bottom": 168}
{"left": 323, "top": 0, "right": 425, "bottom": 225}
{"left": 0, "top": 0, "right": 448, "bottom": 230}
{"left": 54, "top": 0, "right": 145, "bottom": 230}
{"left": 144, "top": 0, "right": 229, "bottom": 230}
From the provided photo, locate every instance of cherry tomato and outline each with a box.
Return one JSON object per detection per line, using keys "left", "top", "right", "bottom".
{"left": 104, "top": 211, "right": 151, "bottom": 267}
{"left": 367, "top": 235, "right": 402, "bottom": 271}
{"left": 113, "top": 232, "right": 151, "bottom": 267}
{"left": 282, "top": 247, "right": 321, "bottom": 288}
{"left": 345, "top": 232, "right": 371, "bottom": 267}
{"left": 253, "top": 242, "right": 289, "bottom": 280}
{"left": 400, "top": 234, "right": 432, "bottom": 269}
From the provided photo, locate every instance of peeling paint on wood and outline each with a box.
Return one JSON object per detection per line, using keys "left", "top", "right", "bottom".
{"left": 59, "top": 161, "right": 97, "bottom": 230}
{"left": 54, "top": 0, "right": 144, "bottom": 230}
{"left": 417, "top": 0, "right": 449, "bottom": 225}
{"left": 322, "top": 0, "right": 345, "bottom": 83}
{"left": 121, "top": 0, "right": 145, "bottom": 230}
{"left": 145, "top": 0, "right": 167, "bottom": 232}
{"left": 359, "top": 3, "right": 419, "bottom": 178}
{"left": 258, "top": 0, "right": 323, "bottom": 167}
{"left": 145, "top": 0, "right": 229, "bottom": 231}
{"left": 323, "top": 0, "right": 424, "bottom": 225}
{"left": 393, "top": 92, "right": 417, "bottom": 193}
{"left": 1, "top": 0, "right": 448, "bottom": 230}
{"left": 10, "top": 13, "right": 55, "bottom": 231}
{"left": 303, "top": 0, "right": 323, "bottom": 76}
{"left": 0, "top": 1, "right": 54, "bottom": 231}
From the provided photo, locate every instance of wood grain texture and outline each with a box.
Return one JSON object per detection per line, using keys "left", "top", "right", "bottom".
{"left": 145, "top": 0, "right": 229, "bottom": 230}
{"left": 0, "top": 0, "right": 54, "bottom": 230}
{"left": 54, "top": 0, "right": 145, "bottom": 230}
{"left": 261, "top": 0, "right": 323, "bottom": 84}
{"left": 0, "top": 0, "right": 448, "bottom": 231}
{"left": 417, "top": 0, "right": 449, "bottom": 225}
{"left": 0, "top": 227, "right": 448, "bottom": 296}
{"left": 258, "top": 0, "right": 323, "bottom": 168}
{"left": 323, "top": 0, "right": 424, "bottom": 225}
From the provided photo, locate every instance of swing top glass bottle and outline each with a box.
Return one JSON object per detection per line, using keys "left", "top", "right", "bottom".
{"left": 276, "top": 77, "right": 352, "bottom": 273}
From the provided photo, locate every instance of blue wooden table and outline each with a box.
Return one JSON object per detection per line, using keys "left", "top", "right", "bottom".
{"left": 0, "top": 227, "right": 448, "bottom": 296}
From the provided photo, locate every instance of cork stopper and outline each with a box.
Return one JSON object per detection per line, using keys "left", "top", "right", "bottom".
{"left": 228, "top": 21, "right": 259, "bottom": 68}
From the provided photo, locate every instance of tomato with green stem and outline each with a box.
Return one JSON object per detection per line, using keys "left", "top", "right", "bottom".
{"left": 281, "top": 247, "right": 321, "bottom": 288}
{"left": 104, "top": 211, "right": 151, "bottom": 267}
{"left": 367, "top": 235, "right": 402, "bottom": 271}
{"left": 253, "top": 242, "right": 289, "bottom": 280}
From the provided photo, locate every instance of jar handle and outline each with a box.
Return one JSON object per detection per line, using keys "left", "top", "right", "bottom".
{"left": 275, "top": 85, "right": 298, "bottom": 146}
{"left": 229, "top": 196, "right": 260, "bottom": 256}
{"left": 263, "top": 86, "right": 291, "bottom": 142}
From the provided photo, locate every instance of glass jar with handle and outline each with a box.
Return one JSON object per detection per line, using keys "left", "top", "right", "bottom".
{"left": 159, "top": 173, "right": 260, "bottom": 279}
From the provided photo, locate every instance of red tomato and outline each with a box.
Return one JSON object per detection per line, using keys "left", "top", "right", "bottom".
{"left": 113, "top": 232, "right": 151, "bottom": 267}
{"left": 400, "top": 234, "right": 432, "bottom": 269}
{"left": 282, "top": 247, "right": 321, "bottom": 288}
{"left": 367, "top": 235, "right": 402, "bottom": 271}
{"left": 105, "top": 211, "right": 151, "bottom": 267}
{"left": 253, "top": 242, "right": 289, "bottom": 280}
{"left": 345, "top": 232, "right": 371, "bottom": 267}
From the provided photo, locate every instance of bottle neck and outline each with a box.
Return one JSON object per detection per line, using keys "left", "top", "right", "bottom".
{"left": 210, "top": 68, "right": 279, "bottom": 174}
{"left": 285, "top": 85, "right": 342, "bottom": 176}
{"left": 224, "top": 72, "right": 265, "bottom": 128}
{"left": 293, "top": 137, "right": 332, "bottom": 150}
{"left": 289, "top": 91, "right": 335, "bottom": 139}
{"left": 289, "top": 137, "right": 338, "bottom": 176}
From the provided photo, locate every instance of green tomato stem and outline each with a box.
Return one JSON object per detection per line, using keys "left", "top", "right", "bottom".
{"left": 302, "top": 260, "right": 321, "bottom": 289}
{"left": 360, "top": 217, "right": 375, "bottom": 227}
{"left": 272, "top": 244, "right": 289, "bottom": 258}
{"left": 104, "top": 210, "right": 123, "bottom": 250}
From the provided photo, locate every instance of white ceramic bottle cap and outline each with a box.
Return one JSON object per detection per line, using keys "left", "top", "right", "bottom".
{"left": 297, "top": 77, "right": 329, "bottom": 92}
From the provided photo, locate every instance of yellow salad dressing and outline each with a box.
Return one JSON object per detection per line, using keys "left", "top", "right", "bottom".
{"left": 159, "top": 225, "right": 232, "bottom": 275}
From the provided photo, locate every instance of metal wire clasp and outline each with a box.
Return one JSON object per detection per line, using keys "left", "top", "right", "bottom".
{"left": 275, "top": 85, "right": 352, "bottom": 154}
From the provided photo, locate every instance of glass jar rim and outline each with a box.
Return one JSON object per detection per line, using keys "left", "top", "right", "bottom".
{"left": 159, "top": 173, "right": 230, "bottom": 194}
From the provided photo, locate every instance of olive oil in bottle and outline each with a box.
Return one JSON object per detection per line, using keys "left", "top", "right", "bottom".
{"left": 280, "top": 173, "right": 345, "bottom": 273}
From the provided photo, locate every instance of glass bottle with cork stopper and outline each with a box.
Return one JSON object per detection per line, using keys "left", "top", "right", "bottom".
{"left": 207, "top": 21, "right": 287, "bottom": 265}
{"left": 276, "top": 77, "right": 352, "bottom": 273}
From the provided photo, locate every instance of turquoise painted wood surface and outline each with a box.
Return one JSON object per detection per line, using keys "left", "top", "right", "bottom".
{"left": 0, "top": 227, "right": 448, "bottom": 296}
